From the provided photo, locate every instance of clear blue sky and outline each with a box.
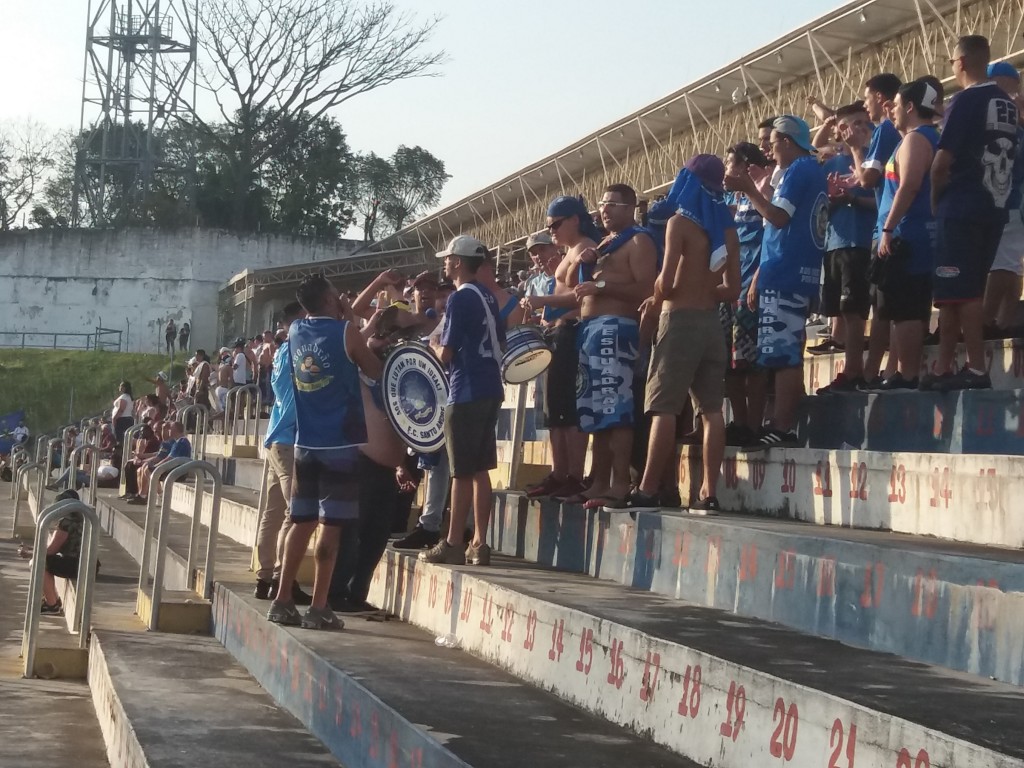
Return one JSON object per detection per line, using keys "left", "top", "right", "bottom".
{"left": 3, "top": 0, "right": 834, "bottom": 216}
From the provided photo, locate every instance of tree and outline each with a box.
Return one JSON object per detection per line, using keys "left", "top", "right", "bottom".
{"left": 0, "top": 120, "right": 56, "bottom": 230}
{"left": 164, "top": 0, "right": 443, "bottom": 231}
{"left": 379, "top": 144, "right": 449, "bottom": 233}
{"left": 353, "top": 152, "right": 394, "bottom": 241}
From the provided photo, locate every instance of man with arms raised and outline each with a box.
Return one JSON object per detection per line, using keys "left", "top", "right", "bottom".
{"left": 628, "top": 156, "right": 740, "bottom": 513}
{"left": 566, "top": 188, "right": 657, "bottom": 508}
{"left": 267, "top": 275, "right": 382, "bottom": 630}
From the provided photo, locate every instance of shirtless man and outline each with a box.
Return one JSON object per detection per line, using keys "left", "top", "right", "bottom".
{"left": 520, "top": 232, "right": 588, "bottom": 499}
{"left": 627, "top": 156, "right": 740, "bottom": 513}
{"left": 564, "top": 188, "right": 657, "bottom": 509}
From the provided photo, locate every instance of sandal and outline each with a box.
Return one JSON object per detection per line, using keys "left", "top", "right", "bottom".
{"left": 582, "top": 495, "right": 626, "bottom": 511}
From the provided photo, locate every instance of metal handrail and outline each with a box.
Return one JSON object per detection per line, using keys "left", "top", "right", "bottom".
{"left": 39, "top": 438, "right": 63, "bottom": 512}
{"left": 35, "top": 435, "right": 49, "bottom": 463}
{"left": 22, "top": 499, "right": 101, "bottom": 677}
{"left": 11, "top": 461, "right": 44, "bottom": 536}
{"left": 118, "top": 423, "right": 148, "bottom": 496}
{"left": 177, "top": 404, "right": 209, "bottom": 462}
{"left": 141, "top": 460, "right": 222, "bottom": 629}
{"left": 8, "top": 445, "right": 28, "bottom": 500}
{"left": 225, "top": 384, "right": 262, "bottom": 453}
{"left": 136, "top": 457, "right": 192, "bottom": 597}
{"left": 66, "top": 444, "right": 101, "bottom": 508}
{"left": 82, "top": 425, "right": 101, "bottom": 447}
{"left": 58, "top": 426, "right": 76, "bottom": 476}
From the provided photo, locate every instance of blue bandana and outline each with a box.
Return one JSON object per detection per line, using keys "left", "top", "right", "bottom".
{"left": 661, "top": 168, "right": 735, "bottom": 271}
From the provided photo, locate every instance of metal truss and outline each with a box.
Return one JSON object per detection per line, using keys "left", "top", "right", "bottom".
{"left": 72, "top": 0, "right": 198, "bottom": 225}
{"left": 223, "top": 247, "right": 431, "bottom": 306}
{"left": 367, "top": 0, "right": 1021, "bottom": 265}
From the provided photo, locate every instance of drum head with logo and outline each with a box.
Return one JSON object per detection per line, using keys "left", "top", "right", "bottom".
{"left": 381, "top": 342, "right": 449, "bottom": 453}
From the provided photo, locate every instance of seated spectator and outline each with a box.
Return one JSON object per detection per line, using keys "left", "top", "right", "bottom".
{"left": 13, "top": 421, "right": 29, "bottom": 445}
{"left": 120, "top": 423, "right": 163, "bottom": 501}
{"left": 130, "top": 422, "right": 191, "bottom": 504}
{"left": 25, "top": 489, "right": 85, "bottom": 616}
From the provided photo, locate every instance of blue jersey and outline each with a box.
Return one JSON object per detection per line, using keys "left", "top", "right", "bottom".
{"left": 937, "top": 82, "right": 1020, "bottom": 221}
{"left": 440, "top": 282, "right": 505, "bottom": 405}
{"left": 264, "top": 341, "right": 296, "bottom": 447}
{"left": 864, "top": 120, "right": 901, "bottom": 214}
{"left": 877, "top": 125, "right": 939, "bottom": 275}
{"left": 822, "top": 152, "right": 875, "bottom": 251}
{"left": 727, "top": 191, "right": 763, "bottom": 290}
{"left": 168, "top": 437, "right": 192, "bottom": 460}
{"left": 758, "top": 156, "right": 829, "bottom": 297}
{"left": 288, "top": 317, "right": 366, "bottom": 450}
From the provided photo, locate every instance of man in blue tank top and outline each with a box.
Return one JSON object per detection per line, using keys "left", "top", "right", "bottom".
{"left": 929, "top": 35, "right": 1020, "bottom": 390}
{"left": 420, "top": 235, "right": 506, "bottom": 566}
{"left": 873, "top": 79, "right": 941, "bottom": 390}
{"left": 267, "top": 274, "right": 383, "bottom": 630}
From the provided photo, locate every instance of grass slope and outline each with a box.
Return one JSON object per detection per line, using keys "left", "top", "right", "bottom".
{"left": 0, "top": 350, "right": 184, "bottom": 435}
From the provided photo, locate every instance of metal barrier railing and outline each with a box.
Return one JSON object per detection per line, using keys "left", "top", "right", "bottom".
{"left": 225, "top": 384, "right": 262, "bottom": 454}
{"left": 137, "top": 459, "right": 222, "bottom": 628}
{"left": 177, "top": 404, "right": 209, "bottom": 462}
{"left": 35, "top": 435, "right": 49, "bottom": 464}
{"left": 136, "top": 457, "right": 191, "bottom": 605}
{"left": 8, "top": 445, "right": 28, "bottom": 500}
{"left": 66, "top": 444, "right": 101, "bottom": 508}
{"left": 58, "top": 426, "right": 76, "bottom": 476}
{"left": 11, "top": 460, "right": 45, "bottom": 536}
{"left": 21, "top": 499, "right": 100, "bottom": 678}
{"left": 118, "top": 423, "right": 148, "bottom": 496}
{"left": 39, "top": 438, "right": 63, "bottom": 513}
{"left": 82, "top": 425, "right": 101, "bottom": 447}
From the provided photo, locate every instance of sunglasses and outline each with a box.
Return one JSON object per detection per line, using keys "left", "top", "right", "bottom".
{"left": 547, "top": 217, "right": 568, "bottom": 233}
{"left": 598, "top": 201, "right": 635, "bottom": 208}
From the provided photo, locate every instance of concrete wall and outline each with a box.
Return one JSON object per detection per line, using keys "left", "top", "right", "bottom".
{"left": 0, "top": 228, "right": 363, "bottom": 353}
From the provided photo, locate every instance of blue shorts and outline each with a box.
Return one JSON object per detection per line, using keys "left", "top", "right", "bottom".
{"left": 577, "top": 315, "right": 639, "bottom": 433}
{"left": 291, "top": 446, "right": 361, "bottom": 525}
{"left": 758, "top": 289, "right": 811, "bottom": 369}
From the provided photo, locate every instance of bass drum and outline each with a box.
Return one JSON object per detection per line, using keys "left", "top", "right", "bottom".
{"left": 380, "top": 341, "right": 449, "bottom": 453}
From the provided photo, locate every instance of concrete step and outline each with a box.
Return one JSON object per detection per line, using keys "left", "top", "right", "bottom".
{"left": 369, "top": 549, "right": 1024, "bottom": 768}
{"left": 163, "top": 478, "right": 1024, "bottom": 684}
{"left": 804, "top": 337, "right": 1024, "bottom": 393}
{"left": 89, "top": 630, "right": 339, "bottom": 767}
{"left": 679, "top": 446, "right": 1024, "bottom": 548}
{"left": 215, "top": 582, "right": 700, "bottom": 768}
{"left": 491, "top": 491, "right": 1024, "bottom": 686}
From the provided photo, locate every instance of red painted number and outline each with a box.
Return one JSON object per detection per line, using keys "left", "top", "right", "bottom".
{"left": 888, "top": 464, "right": 906, "bottom": 504}
{"left": 639, "top": 650, "right": 661, "bottom": 702}
{"left": 775, "top": 551, "right": 795, "bottom": 590}
{"left": 719, "top": 681, "right": 746, "bottom": 741}
{"left": 751, "top": 459, "right": 766, "bottom": 490}
{"left": 911, "top": 569, "right": 938, "bottom": 619}
{"left": 501, "top": 602, "right": 515, "bottom": 643}
{"left": 781, "top": 459, "right": 797, "bottom": 493}
{"left": 676, "top": 663, "right": 702, "bottom": 719}
{"left": 523, "top": 610, "right": 538, "bottom": 651}
{"left": 408, "top": 747, "right": 423, "bottom": 768}
{"left": 814, "top": 459, "right": 833, "bottom": 497}
{"left": 929, "top": 466, "right": 952, "bottom": 508}
{"left": 739, "top": 544, "right": 758, "bottom": 582}
{"left": 673, "top": 532, "right": 691, "bottom": 567}
{"left": 860, "top": 562, "right": 886, "bottom": 609}
{"left": 769, "top": 697, "right": 799, "bottom": 761}
{"left": 828, "top": 718, "right": 857, "bottom": 768}
{"left": 724, "top": 456, "right": 739, "bottom": 489}
{"left": 548, "top": 618, "right": 564, "bottom": 661}
{"left": 443, "top": 579, "right": 453, "bottom": 615}
{"left": 478, "top": 592, "right": 494, "bottom": 635}
{"left": 976, "top": 468, "right": 997, "bottom": 512}
{"left": 896, "top": 748, "right": 930, "bottom": 768}
{"left": 575, "top": 627, "right": 594, "bottom": 675}
{"left": 369, "top": 711, "right": 380, "bottom": 759}
{"left": 849, "top": 462, "right": 867, "bottom": 500}
{"left": 458, "top": 587, "right": 474, "bottom": 622}
{"left": 606, "top": 638, "right": 625, "bottom": 689}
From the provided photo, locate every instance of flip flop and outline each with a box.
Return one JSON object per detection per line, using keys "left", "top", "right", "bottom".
{"left": 583, "top": 495, "right": 626, "bottom": 510}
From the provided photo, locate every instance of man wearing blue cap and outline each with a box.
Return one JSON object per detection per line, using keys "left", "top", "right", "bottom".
{"left": 561, "top": 190, "right": 657, "bottom": 508}
{"left": 983, "top": 61, "right": 1024, "bottom": 336}
{"left": 928, "top": 35, "right": 1020, "bottom": 390}
{"left": 726, "top": 115, "right": 828, "bottom": 449}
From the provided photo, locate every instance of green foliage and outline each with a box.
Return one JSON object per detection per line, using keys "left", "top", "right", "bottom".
{"left": 0, "top": 350, "right": 184, "bottom": 435}
{"left": 353, "top": 145, "right": 449, "bottom": 240}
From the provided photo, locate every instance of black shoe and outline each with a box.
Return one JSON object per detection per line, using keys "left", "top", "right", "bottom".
{"left": 877, "top": 372, "right": 919, "bottom": 391}
{"left": 816, "top": 373, "right": 864, "bottom": 394}
{"left": 689, "top": 496, "right": 721, "bottom": 516}
{"left": 743, "top": 427, "right": 800, "bottom": 452}
{"left": 254, "top": 578, "right": 273, "bottom": 600}
{"left": 334, "top": 599, "right": 381, "bottom": 615}
{"left": 290, "top": 581, "right": 313, "bottom": 606}
{"left": 660, "top": 487, "right": 682, "bottom": 508}
{"left": 40, "top": 600, "right": 63, "bottom": 616}
{"left": 855, "top": 376, "right": 884, "bottom": 392}
{"left": 922, "top": 330, "right": 940, "bottom": 346}
{"left": 936, "top": 367, "right": 992, "bottom": 391}
{"left": 918, "top": 371, "right": 952, "bottom": 391}
{"left": 392, "top": 525, "right": 441, "bottom": 551}
{"left": 624, "top": 488, "right": 661, "bottom": 517}
{"left": 724, "top": 422, "right": 754, "bottom": 447}
{"left": 806, "top": 338, "right": 844, "bottom": 355}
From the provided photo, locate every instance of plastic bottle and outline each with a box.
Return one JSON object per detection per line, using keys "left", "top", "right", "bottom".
{"left": 435, "top": 633, "right": 460, "bottom": 649}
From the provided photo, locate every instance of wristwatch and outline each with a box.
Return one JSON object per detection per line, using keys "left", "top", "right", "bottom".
{"left": 595, "top": 279, "right": 607, "bottom": 290}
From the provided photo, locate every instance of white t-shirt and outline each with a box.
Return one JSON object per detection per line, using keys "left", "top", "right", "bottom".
{"left": 112, "top": 393, "right": 132, "bottom": 421}
{"left": 232, "top": 353, "right": 248, "bottom": 385}
{"left": 13, "top": 426, "right": 29, "bottom": 443}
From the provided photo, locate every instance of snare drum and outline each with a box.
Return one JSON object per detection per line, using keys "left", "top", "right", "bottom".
{"left": 380, "top": 341, "right": 449, "bottom": 453}
{"left": 501, "top": 325, "right": 552, "bottom": 384}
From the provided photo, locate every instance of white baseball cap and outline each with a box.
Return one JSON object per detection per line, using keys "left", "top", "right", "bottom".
{"left": 435, "top": 235, "right": 489, "bottom": 259}
{"left": 526, "top": 231, "right": 554, "bottom": 251}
